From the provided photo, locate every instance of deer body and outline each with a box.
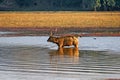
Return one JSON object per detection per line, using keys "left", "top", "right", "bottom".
{"left": 47, "top": 35, "right": 79, "bottom": 48}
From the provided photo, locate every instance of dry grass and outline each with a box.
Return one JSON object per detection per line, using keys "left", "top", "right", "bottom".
{"left": 0, "top": 11, "right": 120, "bottom": 28}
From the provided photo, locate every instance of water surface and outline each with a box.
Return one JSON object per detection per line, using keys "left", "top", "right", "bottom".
{"left": 0, "top": 36, "right": 120, "bottom": 80}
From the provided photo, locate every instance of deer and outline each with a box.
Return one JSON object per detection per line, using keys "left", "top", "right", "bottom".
{"left": 47, "top": 31, "right": 79, "bottom": 48}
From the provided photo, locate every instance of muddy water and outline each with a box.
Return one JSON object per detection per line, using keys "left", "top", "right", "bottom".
{"left": 0, "top": 36, "right": 120, "bottom": 80}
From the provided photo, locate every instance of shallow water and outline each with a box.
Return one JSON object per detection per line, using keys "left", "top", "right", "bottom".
{"left": 0, "top": 31, "right": 17, "bottom": 35}
{"left": 0, "top": 36, "right": 120, "bottom": 52}
{"left": 0, "top": 36, "right": 120, "bottom": 80}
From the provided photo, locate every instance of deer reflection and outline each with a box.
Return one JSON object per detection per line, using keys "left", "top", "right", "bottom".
{"left": 49, "top": 47, "right": 80, "bottom": 64}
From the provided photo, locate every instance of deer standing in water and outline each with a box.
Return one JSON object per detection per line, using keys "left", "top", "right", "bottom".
{"left": 47, "top": 32, "right": 79, "bottom": 48}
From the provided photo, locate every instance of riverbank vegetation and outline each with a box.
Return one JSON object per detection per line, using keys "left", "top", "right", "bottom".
{"left": 0, "top": 11, "right": 120, "bottom": 28}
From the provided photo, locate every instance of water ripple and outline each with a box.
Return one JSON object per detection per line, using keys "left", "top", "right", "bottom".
{"left": 0, "top": 37, "right": 120, "bottom": 80}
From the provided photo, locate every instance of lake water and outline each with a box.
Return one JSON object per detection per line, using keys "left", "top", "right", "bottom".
{"left": 0, "top": 35, "right": 120, "bottom": 80}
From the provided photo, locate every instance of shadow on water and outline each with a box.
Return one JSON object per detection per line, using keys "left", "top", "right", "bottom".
{"left": 48, "top": 47, "right": 120, "bottom": 74}
{"left": 49, "top": 47, "right": 80, "bottom": 64}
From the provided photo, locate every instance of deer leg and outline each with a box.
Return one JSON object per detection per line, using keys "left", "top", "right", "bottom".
{"left": 74, "top": 44, "right": 78, "bottom": 48}
{"left": 58, "top": 44, "right": 63, "bottom": 49}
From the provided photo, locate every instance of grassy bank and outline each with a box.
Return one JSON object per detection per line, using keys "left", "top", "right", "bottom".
{"left": 0, "top": 11, "right": 120, "bottom": 28}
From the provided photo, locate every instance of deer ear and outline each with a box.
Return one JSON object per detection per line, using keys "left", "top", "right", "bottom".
{"left": 50, "top": 31, "right": 53, "bottom": 36}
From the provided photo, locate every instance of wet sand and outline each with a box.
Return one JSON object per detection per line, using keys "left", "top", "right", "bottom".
{"left": 0, "top": 27, "right": 120, "bottom": 37}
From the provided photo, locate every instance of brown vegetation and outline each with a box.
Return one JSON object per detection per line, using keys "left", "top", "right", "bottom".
{"left": 0, "top": 11, "right": 120, "bottom": 28}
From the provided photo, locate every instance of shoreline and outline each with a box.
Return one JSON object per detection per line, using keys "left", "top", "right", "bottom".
{"left": 0, "top": 27, "right": 120, "bottom": 37}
